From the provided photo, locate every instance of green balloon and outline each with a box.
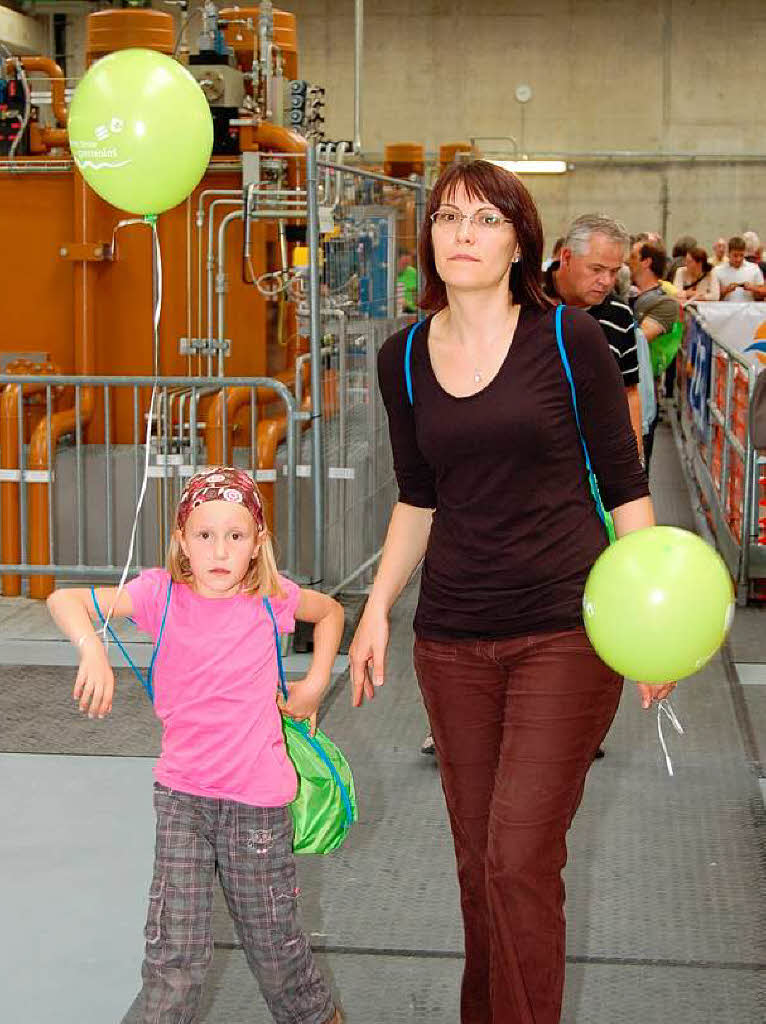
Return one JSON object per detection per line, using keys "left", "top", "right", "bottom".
{"left": 582, "top": 526, "right": 734, "bottom": 682}
{"left": 68, "top": 48, "right": 213, "bottom": 216}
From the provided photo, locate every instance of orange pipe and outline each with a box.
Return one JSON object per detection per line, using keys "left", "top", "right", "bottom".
{"left": 40, "top": 127, "right": 69, "bottom": 152}
{"left": 28, "top": 173, "right": 95, "bottom": 598}
{"left": 1, "top": 384, "right": 22, "bottom": 595}
{"left": 20, "top": 57, "right": 68, "bottom": 126}
{"left": 28, "top": 394, "right": 95, "bottom": 596}
{"left": 1, "top": 380, "right": 49, "bottom": 594}
{"left": 252, "top": 122, "right": 307, "bottom": 188}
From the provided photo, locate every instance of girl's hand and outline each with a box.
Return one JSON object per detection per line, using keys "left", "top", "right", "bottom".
{"left": 349, "top": 606, "right": 389, "bottom": 707}
{"left": 277, "top": 679, "right": 322, "bottom": 736}
{"left": 73, "top": 637, "right": 114, "bottom": 719}
{"left": 637, "top": 681, "right": 676, "bottom": 709}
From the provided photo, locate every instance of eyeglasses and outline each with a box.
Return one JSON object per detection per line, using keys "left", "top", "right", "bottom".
{"left": 430, "top": 207, "right": 512, "bottom": 231}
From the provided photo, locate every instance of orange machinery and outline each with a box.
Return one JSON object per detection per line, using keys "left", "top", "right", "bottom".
{"left": 0, "top": 5, "right": 309, "bottom": 596}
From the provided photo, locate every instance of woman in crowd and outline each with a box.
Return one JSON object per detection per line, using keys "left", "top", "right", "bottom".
{"left": 673, "top": 246, "right": 720, "bottom": 302}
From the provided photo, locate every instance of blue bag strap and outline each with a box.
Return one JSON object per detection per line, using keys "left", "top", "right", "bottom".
{"left": 263, "top": 596, "right": 289, "bottom": 701}
{"left": 554, "top": 304, "right": 609, "bottom": 533}
{"left": 91, "top": 580, "right": 172, "bottom": 703}
{"left": 264, "top": 595, "right": 354, "bottom": 829}
{"left": 404, "top": 318, "right": 428, "bottom": 406}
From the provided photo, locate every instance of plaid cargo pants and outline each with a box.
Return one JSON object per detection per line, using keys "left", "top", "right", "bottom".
{"left": 124, "top": 783, "right": 336, "bottom": 1024}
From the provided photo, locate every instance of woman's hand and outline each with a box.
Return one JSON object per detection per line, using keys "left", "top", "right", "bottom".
{"left": 277, "top": 679, "right": 322, "bottom": 736}
{"left": 349, "top": 605, "right": 389, "bottom": 707}
{"left": 73, "top": 636, "right": 114, "bottom": 719}
{"left": 637, "top": 681, "right": 676, "bottom": 709}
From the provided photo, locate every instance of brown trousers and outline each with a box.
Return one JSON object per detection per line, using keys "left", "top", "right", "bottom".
{"left": 414, "top": 627, "right": 623, "bottom": 1024}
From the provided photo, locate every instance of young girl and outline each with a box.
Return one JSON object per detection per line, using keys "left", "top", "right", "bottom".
{"left": 47, "top": 467, "right": 344, "bottom": 1024}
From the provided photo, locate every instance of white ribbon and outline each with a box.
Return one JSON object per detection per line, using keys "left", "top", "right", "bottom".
{"left": 100, "top": 218, "right": 162, "bottom": 644}
{"left": 656, "top": 698, "right": 684, "bottom": 777}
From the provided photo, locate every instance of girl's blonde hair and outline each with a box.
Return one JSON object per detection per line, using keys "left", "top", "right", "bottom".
{"left": 166, "top": 526, "right": 284, "bottom": 599}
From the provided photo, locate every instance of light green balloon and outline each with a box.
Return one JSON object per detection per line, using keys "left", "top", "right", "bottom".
{"left": 68, "top": 48, "right": 213, "bottom": 216}
{"left": 582, "top": 526, "right": 734, "bottom": 682}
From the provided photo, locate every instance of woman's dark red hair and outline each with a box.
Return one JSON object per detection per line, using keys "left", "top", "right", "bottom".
{"left": 418, "top": 159, "right": 548, "bottom": 312}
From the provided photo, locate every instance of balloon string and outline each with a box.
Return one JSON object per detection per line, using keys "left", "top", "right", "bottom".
{"left": 100, "top": 217, "right": 162, "bottom": 646}
{"left": 657, "top": 698, "right": 684, "bottom": 777}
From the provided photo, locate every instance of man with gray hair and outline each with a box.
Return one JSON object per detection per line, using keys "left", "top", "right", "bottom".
{"left": 543, "top": 214, "right": 643, "bottom": 458}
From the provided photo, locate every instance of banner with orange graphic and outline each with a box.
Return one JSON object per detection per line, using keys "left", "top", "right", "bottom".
{"left": 694, "top": 302, "right": 766, "bottom": 371}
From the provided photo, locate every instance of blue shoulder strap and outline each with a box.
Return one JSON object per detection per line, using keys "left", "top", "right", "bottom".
{"left": 263, "top": 596, "right": 288, "bottom": 701}
{"left": 554, "top": 304, "right": 609, "bottom": 534}
{"left": 404, "top": 318, "right": 428, "bottom": 406}
{"left": 91, "top": 580, "right": 172, "bottom": 703}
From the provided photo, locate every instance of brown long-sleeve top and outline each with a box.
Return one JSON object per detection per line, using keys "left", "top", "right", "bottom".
{"left": 377, "top": 303, "right": 650, "bottom": 639}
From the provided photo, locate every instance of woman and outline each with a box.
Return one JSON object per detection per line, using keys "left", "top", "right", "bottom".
{"left": 673, "top": 246, "right": 720, "bottom": 302}
{"left": 349, "top": 160, "right": 673, "bottom": 1024}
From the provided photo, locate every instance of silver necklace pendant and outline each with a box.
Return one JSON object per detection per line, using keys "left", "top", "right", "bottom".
{"left": 474, "top": 369, "right": 482, "bottom": 384}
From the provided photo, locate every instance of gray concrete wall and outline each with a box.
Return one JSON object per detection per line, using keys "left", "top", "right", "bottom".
{"left": 287, "top": 0, "right": 766, "bottom": 249}
{"left": 60, "top": 0, "right": 766, "bottom": 250}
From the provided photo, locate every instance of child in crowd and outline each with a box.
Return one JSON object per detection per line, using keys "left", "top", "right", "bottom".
{"left": 48, "top": 467, "right": 344, "bottom": 1024}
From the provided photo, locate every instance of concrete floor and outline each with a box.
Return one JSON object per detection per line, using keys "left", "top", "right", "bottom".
{"left": 1, "top": 420, "right": 764, "bottom": 1023}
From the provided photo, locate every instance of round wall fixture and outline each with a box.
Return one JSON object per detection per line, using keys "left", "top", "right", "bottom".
{"left": 515, "top": 84, "right": 533, "bottom": 103}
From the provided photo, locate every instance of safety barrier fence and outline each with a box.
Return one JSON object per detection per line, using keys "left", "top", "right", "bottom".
{"left": 0, "top": 374, "right": 302, "bottom": 596}
{"left": 675, "top": 309, "right": 764, "bottom": 603}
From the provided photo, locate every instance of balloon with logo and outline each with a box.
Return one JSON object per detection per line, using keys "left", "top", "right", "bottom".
{"left": 68, "top": 48, "right": 213, "bottom": 216}
{"left": 582, "top": 526, "right": 734, "bottom": 682}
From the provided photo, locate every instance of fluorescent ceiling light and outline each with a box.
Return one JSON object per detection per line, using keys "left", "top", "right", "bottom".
{"left": 491, "top": 159, "right": 568, "bottom": 174}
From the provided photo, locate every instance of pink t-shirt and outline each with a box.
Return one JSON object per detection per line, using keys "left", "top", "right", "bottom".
{"left": 125, "top": 568, "right": 300, "bottom": 807}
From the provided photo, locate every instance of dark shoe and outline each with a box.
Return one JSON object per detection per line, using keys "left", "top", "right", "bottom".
{"left": 593, "top": 747, "right": 605, "bottom": 760}
{"left": 420, "top": 733, "right": 436, "bottom": 756}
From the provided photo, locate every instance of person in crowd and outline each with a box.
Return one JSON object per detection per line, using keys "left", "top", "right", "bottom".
{"left": 714, "top": 235, "right": 765, "bottom": 301}
{"left": 397, "top": 252, "right": 419, "bottom": 314}
{"left": 743, "top": 231, "right": 766, "bottom": 277}
{"left": 666, "top": 234, "right": 697, "bottom": 283}
{"left": 542, "top": 235, "right": 565, "bottom": 271}
{"left": 673, "top": 246, "right": 720, "bottom": 302}
{"left": 350, "top": 159, "right": 672, "bottom": 1024}
{"left": 628, "top": 238, "right": 681, "bottom": 469}
{"left": 710, "top": 237, "right": 727, "bottom": 266}
{"left": 544, "top": 213, "right": 642, "bottom": 459}
{"left": 47, "top": 468, "right": 344, "bottom": 1024}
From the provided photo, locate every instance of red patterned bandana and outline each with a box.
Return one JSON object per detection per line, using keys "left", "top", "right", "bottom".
{"left": 176, "top": 467, "right": 265, "bottom": 534}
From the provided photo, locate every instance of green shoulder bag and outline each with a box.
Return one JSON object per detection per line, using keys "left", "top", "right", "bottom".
{"left": 264, "top": 597, "right": 358, "bottom": 855}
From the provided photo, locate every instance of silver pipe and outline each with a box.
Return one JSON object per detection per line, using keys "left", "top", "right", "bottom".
{"left": 414, "top": 178, "right": 426, "bottom": 310}
{"left": 317, "top": 159, "right": 424, "bottom": 189}
{"left": 259, "top": 1, "right": 274, "bottom": 121}
{"left": 306, "top": 144, "right": 325, "bottom": 583}
{"left": 207, "top": 198, "right": 241, "bottom": 373}
{"left": 216, "top": 210, "right": 245, "bottom": 377}
{"left": 354, "top": 0, "right": 363, "bottom": 153}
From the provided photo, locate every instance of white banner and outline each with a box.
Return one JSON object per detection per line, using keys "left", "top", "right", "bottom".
{"left": 693, "top": 302, "right": 766, "bottom": 371}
